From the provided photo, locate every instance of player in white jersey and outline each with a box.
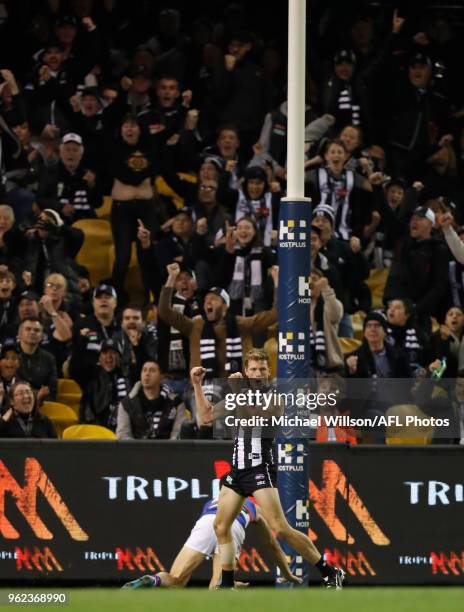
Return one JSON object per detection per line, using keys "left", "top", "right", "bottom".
{"left": 122, "top": 481, "right": 301, "bottom": 589}
{"left": 191, "top": 349, "right": 345, "bottom": 589}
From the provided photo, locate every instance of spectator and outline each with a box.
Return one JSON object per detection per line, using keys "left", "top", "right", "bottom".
{"left": 154, "top": 208, "right": 212, "bottom": 291}
{"left": 38, "top": 273, "right": 73, "bottom": 374}
{"left": 232, "top": 165, "right": 275, "bottom": 246}
{"left": 0, "top": 340, "right": 21, "bottom": 409}
{"left": 385, "top": 298, "right": 427, "bottom": 375}
{"left": 23, "top": 208, "right": 84, "bottom": 297}
{"left": 312, "top": 204, "right": 370, "bottom": 325}
{"left": 116, "top": 360, "right": 185, "bottom": 440}
{"left": 0, "top": 205, "right": 26, "bottom": 282}
{"left": 108, "top": 114, "right": 161, "bottom": 302}
{"left": 17, "top": 317, "right": 58, "bottom": 402}
{"left": 0, "top": 380, "right": 57, "bottom": 439}
{"left": 211, "top": 30, "right": 268, "bottom": 150}
{"left": 0, "top": 270, "right": 18, "bottom": 342}
{"left": 428, "top": 306, "right": 464, "bottom": 379}
{"left": 386, "top": 52, "right": 453, "bottom": 179}
{"left": 16, "top": 290, "right": 40, "bottom": 324}
{"left": 309, "top": 269, "right": 344, "bottom": 375}
{"left": 69, "top": 283, "right": 120, "bottom": 386}
{"left": 36, "top": 132, "right": 103, "bottom": 223}
{"left": 114, "top": 305, "right": 158, "bottom": 385}
{"left": 80, "top": 339, "right": 129, "bottom": 431}
{"left": 215, "top": 217, "right": 275, "bottom": 317}
{"left": 306, "top": 139, "right": 374, "bottom": 240}
{"left": 157, "top": 267, "right": 201, "bottom": 388}
{"left": 345, "top": 312, "right": 410, "bottom": 379}
{"left": 192, "top": 179, "right": 231, "bottom": 248}
{"left": 384, "top": 206, "right": 449, "bottom": 325}
{"left": 158, "top": 263, "right": 278, "bottom": 379}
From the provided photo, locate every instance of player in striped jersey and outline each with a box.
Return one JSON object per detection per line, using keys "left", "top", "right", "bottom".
{"left": 191, "top": 349, "right": 345, "bottom": 589}
{"left": 122, "top": 480, "right": 301, "bottom": 589}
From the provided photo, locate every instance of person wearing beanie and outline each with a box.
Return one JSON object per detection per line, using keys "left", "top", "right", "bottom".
{"left": 384, "top": 205, "right": 449, "bottom": 327}
{"left": 312, "top": 204, "right": 371, "bottom": 327}
{"left": 231, "top": 165, "right": 277, "bottom": 247}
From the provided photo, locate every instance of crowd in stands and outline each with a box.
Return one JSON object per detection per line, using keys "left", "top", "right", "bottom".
{"left": 0, "top": 0, "right": 464, "bottom": 444}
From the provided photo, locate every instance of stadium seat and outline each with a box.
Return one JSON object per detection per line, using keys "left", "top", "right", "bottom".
{"left": 339, "top": 337, "right": 362, "bottom": 354}
{"left": 350, "top": 311, "right": 365, "bottom": 341}
{"left": 155, "top": 172, "right": 197, "bottom": 210}
{"left": 62, "top": 424, "right": 117, "bottom": 440}
{"left": 385, "top": 403, "right": 433, "bottom": 445}
{"left": 41, "top": 401, "right": 79, "bottom": 438}
{"left": 366, "top": 267, "right": 389, "bottom": 309}
{"left": 108, "top": 242, "right": 145, "bottom": 306}
{"left": 74, "top": 219, "right": 113, "bottom": 286}
{"left": 96, "top": 195, "right": 112, "bottom": 220}
{"left": 57, "top": 379, "right": 82, "bottom": 417}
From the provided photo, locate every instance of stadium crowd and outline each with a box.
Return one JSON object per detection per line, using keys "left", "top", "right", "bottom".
{"left": 0, "top": 0, "right": 464, "bottom": 444}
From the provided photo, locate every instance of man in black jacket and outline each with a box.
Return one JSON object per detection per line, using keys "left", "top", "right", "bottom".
{"left": 114, "top": 305, "right": 158, "bottom": 386}
{"left": 69, "top": 283, "right": 121, "bottom": 387}
{"left": 36, "top": 132, "right": 102, "bottom": 223}
{"left": 23, "top": 209, "right": 84, "bottom": 297}
{"left": 384, "top": 206, "right": 449, "bottom": 326}
{"left": 80, "top": 339, "right": 128, "bottom": 431}
{"left": 17, "top": 317, "right": 58, "bottom": 402}
{"left": 116, "top": 360, "right": 185, "bottom": 440}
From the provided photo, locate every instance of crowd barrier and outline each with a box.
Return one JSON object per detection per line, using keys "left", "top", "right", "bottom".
{"left": 0, "top": 441, "right": 463, "bottom": 585}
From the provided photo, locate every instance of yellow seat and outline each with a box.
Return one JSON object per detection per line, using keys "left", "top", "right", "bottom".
{"left": 40, "top": 401, "right": 79, "bottom": 438}
{"left": 96, "top": 195, "right": 112, "bottom": 220}
{"left": 108, "top": 242, "right": 145, "bottom": 306}
{"left": 62, "top": 424, "right": 117, "bottom": 440}
{"left": 74, "top": 219, "right": 113, "bottom": 287}
{"left": 155, "top": 172, "right": 197, "bottom": 210}
{"left": 385, "top": 403, "right": 433, "bottom": 445}
{"left": 350, "top": 311, "right": 366, "bottom": 341}
{"left": 57, "top": 378, "right": 82, "bottom": 417}
{"left": 366, "top": 268, "right": 389, "bottom": 309}
{"left": 339, "top": 337, "right": 362, "bottom": 354}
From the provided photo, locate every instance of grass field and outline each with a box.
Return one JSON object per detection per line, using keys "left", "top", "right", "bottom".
{"left": 1, "top": 588, "right": 464, "bottom": 612}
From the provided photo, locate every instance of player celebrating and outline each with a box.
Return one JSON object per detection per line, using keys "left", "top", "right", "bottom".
{"left": 122, "top": 479, "right": 301, "bottom": 589}
{"left": 191, "top": 349, "right": 346, "bottom": 589}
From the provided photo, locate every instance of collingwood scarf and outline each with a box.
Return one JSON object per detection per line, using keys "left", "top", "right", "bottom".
{"left": 310, "top": 295, "right": 327, "bottom": 369}
{"left": 108, "top": 370, "right": 128, "bottom": 429}
{"left": 228, "top": 246, "right": 263, "bottom": 314}
{"left": 168, "top": 293, "right": 200, "bottom": 372}
{"left": 386, "top": 324, "right": 422, "bottom": 369}
{"left": 449, "top": 261, "right": 464, "bottom": 308}
{"left": 337, "top": 87, "right": 361, "bottom": 126}
{"left": 200, "top": 313, "right": 243, "bottom": 377}
{"left": 318, "top": 167, "right": 354, "bottom": 240}
{"left": 235, "top": 191, "right": 272, "bottom": 245}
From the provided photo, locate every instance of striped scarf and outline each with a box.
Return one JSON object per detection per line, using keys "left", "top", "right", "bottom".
{"left": 310, "top": 295, "right": 327, "bottom": 370}
{"left": 318, "top": 167, "right": 354, "bottom": 240}
{"left": 337, "top": 87, "right": 361, "bottom": 125}
{"left": 200, "top": 313, "right": 243, "bottom": 377}
{"left": 108, "top": 370, "right": 128, "bottom": 429}
{"left": 386, "top": 324, "right": 423, "bottom": 370}
{"left": 228, "top": 246, "right": 263, "bottom": 315}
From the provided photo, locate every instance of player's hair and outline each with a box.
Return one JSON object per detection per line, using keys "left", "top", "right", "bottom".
{"left": 244, "top": 348, "right": 270, "bottom": 368}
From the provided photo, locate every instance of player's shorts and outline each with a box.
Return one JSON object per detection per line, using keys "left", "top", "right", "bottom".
{"left": 223, "top": 463, "right": 277, "bottom": 497}
{"left": 184, "top": 514, "right": 245, "bottom": 559}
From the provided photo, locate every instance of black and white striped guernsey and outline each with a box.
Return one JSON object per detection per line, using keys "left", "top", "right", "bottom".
{"left": 232, "top": 426, "right": 275, "bottom": 470}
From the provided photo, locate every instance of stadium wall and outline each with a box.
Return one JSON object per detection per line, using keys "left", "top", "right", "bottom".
{"left": 0, "top": 441, "right": 463, "bottom": 585}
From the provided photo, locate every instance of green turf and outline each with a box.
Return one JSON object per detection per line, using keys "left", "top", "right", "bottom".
{"left": 1, "top": 588, "right": 463, "bottom": 612}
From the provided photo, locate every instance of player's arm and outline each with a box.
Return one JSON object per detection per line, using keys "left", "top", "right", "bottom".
{"left": 190, "top": 367, "right": 214, "bottom": 425}
{"left": 252, "top": 509, "right": 302, "bottom": 584}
